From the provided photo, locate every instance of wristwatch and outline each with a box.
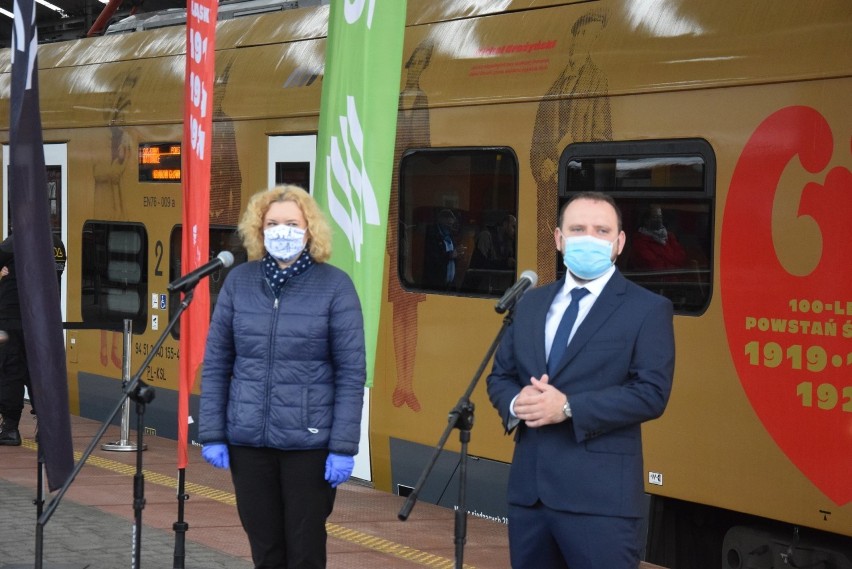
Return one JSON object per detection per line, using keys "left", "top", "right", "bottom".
{"left": 562, "top": 399, "right": 572, "bottom": 418}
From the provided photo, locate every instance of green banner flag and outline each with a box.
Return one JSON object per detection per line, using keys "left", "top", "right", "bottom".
{"left": 316, "top": 1, "right": 406, "bottom": 388}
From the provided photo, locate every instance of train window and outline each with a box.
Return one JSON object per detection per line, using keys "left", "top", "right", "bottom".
{"left": 274, "top": 162, "right": 310, "bottom": 192}
{"left": 560, "top": 139, "right": 715, "bottom": 315}
{"left": 81, "top": 222, "right": 148, "bottom": 334}
{"left": 6, "top": 165, "right": 63, "bottom": 234}
{"left": 398, "top": 148, "right": 519, "bottom": 296}
{"left": 138, "top": 143, "right": 181, "bottom": 182}
{"left": 167, "top": 225, "right": 247, "bottom": 339}
{"left": 46, "top": 166, "right": 62, "bottom": 232}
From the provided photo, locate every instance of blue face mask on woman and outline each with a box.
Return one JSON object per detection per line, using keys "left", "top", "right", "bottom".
{"left": 561, "top": 234, "right": 617, "bottom": 280}
{"left": 264, "top": 225, "right": 306, "bottom": 263}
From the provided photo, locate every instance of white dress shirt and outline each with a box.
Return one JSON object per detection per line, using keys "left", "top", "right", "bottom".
{"left": 509, "top": 265, "right": 616, "bottom": 419}
{"left": 544, "top": 264, "right": 616, "bottom": 361}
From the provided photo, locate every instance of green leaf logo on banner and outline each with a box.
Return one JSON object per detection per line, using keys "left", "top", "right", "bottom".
{"left": 316, "top": 1, "right": 406, "bottom": 387}
{"left": 324, "top": 96, "right": 381, "bottom": 262}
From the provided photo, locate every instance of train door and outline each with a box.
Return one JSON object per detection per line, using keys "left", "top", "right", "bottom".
{"left": 267, "top": 134, "right": 372, "bottom": 482}
{"left": 1, "top": 142, "right": 68, "bottom": 321}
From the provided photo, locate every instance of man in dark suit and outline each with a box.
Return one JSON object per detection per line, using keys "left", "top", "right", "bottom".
{"left": 487, "top": 192, "right": 674, "bottom": 568}
{"left": 422, "top": 209, "right": 461, "bottom": 289}
{"left": 0, "top": 232, "right": 67, "bottom": 446}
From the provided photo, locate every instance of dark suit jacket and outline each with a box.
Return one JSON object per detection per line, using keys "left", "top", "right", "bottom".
{"left": 422, "top": 223, "right": 455, "bottom": 289}
{"left": 486, "top": 270, "right": 674, "bottom": 519}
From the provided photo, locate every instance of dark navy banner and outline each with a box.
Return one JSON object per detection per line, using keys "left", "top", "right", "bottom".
{"left": 9, "top": 0, "right": 74, "bottom": 491}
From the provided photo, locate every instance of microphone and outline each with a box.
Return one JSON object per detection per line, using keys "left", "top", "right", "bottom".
{"left": 168, "top": 251, "right": 235, "bottom": 293}
{"left": 495, "top": 270, "right": 538, "bottom": 314}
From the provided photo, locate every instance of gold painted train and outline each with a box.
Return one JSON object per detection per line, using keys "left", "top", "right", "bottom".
{"left": 1, "top": 1, "right": 851, "bottom": 566}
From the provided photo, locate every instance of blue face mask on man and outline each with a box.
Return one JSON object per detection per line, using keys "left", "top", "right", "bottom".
{"left": 561, "top": 234, "right": 617, "bottom": 280}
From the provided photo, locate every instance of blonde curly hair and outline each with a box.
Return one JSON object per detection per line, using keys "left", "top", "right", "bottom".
{"left": 238, "top": 185, "right": 332, "bottom": 262}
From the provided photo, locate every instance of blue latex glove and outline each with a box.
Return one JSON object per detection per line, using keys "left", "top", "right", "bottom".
{"left": 324, "top": 452, "right": 354, "bottom": 488}
{"left": 201, "top": 443, "right": 230, "bottom": 469}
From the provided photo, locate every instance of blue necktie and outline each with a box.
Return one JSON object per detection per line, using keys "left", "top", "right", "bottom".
{"left": 548, "top": 287, "right": 590, "bottom": 375}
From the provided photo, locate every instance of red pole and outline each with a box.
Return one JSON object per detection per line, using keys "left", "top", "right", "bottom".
{"left": 86, "top": 0, "right": 124, "bottom": 37}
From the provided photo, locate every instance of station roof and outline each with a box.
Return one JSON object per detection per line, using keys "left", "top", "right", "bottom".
{"left": 0, "top": 0, "right": 176, "bottom": 46}
{"left": 0, "top": 0, "right": 325, "bottom": 47}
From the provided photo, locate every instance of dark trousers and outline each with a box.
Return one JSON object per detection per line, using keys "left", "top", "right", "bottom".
{"left": 0, "top": 329, "right": 30, "bottom": 427}
{"left": 230, "top": 446, "right": 335, "bottom": 569}
{"left": 508, "top": 501, "right": 641, "bottom": 569}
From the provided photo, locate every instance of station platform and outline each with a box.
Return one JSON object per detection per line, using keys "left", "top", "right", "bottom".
{"left": 0, "top": 408, "right": 665, "bottom": 568}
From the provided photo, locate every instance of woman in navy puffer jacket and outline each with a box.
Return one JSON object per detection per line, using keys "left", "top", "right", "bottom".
{"left": 199, "top": 185, "right": 365, "bottom": 569}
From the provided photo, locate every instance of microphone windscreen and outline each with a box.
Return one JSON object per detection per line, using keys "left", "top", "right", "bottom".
{"left": 520, "top": 269, "right": 538, "bottom": 287}
{"left": 217, "top": 251, "right": 235, "bottom": 268}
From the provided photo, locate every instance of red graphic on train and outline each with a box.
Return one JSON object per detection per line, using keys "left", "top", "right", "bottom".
{"left": 722, "top": 105, "right": 852, "bottom": 505}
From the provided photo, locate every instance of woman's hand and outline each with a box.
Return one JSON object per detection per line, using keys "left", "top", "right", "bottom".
{"left": 201, "top": 443, "right": 230, "bottom": 469}
{"left": 324, "top": 453, "right": 354, "bottom": 488}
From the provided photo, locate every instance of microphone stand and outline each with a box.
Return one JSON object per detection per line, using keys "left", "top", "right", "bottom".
{"left": 36, "top": 289, "right": 196, "bottom": 569}
{"left": 398, "top": 309, "right": 514, "bottom": 569}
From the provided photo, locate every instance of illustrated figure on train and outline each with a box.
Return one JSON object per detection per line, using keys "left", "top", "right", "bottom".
{"left": 94, "top": 66, "right": 141, "bottom": 371}
{"left": 530, "top": 9, "right": 612, "bottom": 283}
{"left": 209, "top": 57, "right": 244, "bottom": 226}
{"left": 387, "top": 39, "right": 434, "bottom": 412}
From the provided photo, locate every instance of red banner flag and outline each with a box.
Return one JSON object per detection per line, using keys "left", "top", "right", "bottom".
{"left": 178, "top": 0, "right": 218, "bottom": 469}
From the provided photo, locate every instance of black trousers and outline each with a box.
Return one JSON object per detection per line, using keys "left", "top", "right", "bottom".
{"left": 230, "top": 446, "right": 335, "bottom": 569}
{"left": 0, "top": 329, "right": 30, "bottom": 427}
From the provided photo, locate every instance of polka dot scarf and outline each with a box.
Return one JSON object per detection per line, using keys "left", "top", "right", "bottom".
{"left": 262, "top": 248, "right": 314, "bottom": 297}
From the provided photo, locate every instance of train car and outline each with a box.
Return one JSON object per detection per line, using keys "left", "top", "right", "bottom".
{"left": 1, "top": 1, "right": 851, "bottom": 566}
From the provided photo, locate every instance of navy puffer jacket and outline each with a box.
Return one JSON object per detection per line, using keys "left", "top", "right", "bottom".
{"left": 198, "top": 260, "right": 365, "bottom": 456}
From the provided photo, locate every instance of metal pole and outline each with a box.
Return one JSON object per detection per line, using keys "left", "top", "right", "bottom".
{"left": 102, "top": 319, "right": 146, "bottom": 451}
